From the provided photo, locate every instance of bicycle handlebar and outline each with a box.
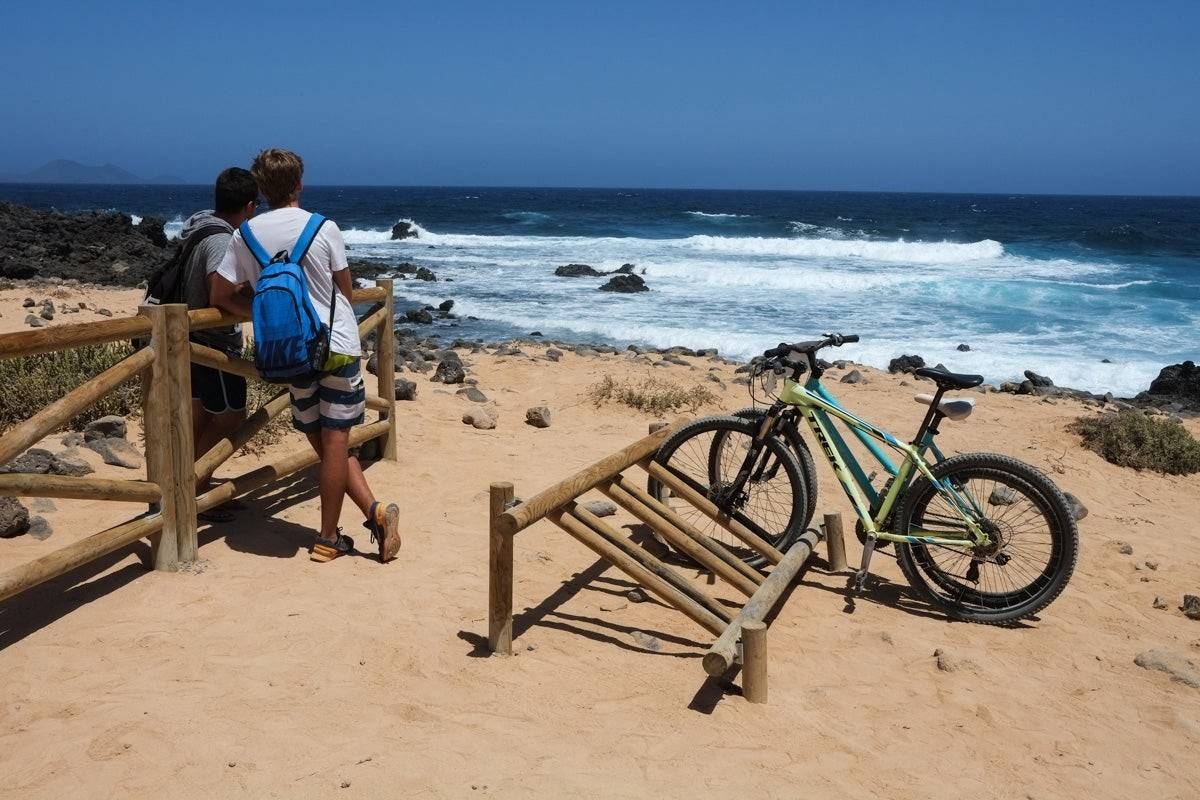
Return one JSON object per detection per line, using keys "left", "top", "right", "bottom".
{"left": 761, "top": 333, "right": 860, "bottom": 360}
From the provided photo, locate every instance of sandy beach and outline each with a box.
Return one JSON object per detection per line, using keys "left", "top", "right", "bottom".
{"left": 0, "top": 285, "right": 1197, "bottom": 800}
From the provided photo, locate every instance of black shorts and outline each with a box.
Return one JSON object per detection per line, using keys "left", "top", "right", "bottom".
{"left": 191, "top": 364, "right": 247, "bottom": 415}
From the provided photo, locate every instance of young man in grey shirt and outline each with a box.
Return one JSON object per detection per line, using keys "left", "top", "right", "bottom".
{"left": 176, "top": 167, "right": 257, "bottom": 521}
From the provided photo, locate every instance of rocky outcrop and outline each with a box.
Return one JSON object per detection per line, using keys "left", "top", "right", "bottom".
{"left": 554, "top": 264, "right": 605, "bottom": 277}
{"left": 1145, "top": 361, "right": 1199, "bottom": 407}
{"left": 391, "top": 221, "right": 418, "bottom": 240}
{"left": 0, "top": 202, "right": 172, "bottom": 286}
{"left": 599, "top": 274, "right": 649, "bottom": 293}
{"left": 888, "top": 355, "right": 925, "bottom": 375}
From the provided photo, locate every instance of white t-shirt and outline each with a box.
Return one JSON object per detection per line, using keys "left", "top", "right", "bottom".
{"left": 217, "top": 207, "right": 360, "bottom": 357}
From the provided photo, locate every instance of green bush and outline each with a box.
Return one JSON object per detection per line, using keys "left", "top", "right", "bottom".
{"left": 1070, "top": 411, "right": 1200, "bottom": 475}
{"left": 588, "top": 374, "right": 718, "bottom": 415}
{"left": 0, "top": 343, "right": 142, "bottom": 431}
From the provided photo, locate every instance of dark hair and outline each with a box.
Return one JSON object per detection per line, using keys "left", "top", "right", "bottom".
{"left": 214, "top": 167, "right": 258, "bottom": 213}
{"left": 251, "top": 149, "right": 304, "bottom": 207}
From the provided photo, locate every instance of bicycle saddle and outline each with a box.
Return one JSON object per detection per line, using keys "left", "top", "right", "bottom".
{"left": 914, "top": 367, "right": 984, "bottom": 390}
{"left": 914, "top": 393, "right": 976, "bottom": 421}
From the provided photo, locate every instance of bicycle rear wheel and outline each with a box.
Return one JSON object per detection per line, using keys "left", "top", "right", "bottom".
{"left": 648, "top": 416, "right": 808, "bottom": 563}
{"left": 894, "top": 452, "right": 1078, "bottom": 624}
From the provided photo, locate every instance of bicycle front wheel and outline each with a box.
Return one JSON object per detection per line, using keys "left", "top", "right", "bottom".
{"left": 894, "top": 452, "right": 1078, "bottom": 624}
{"left": 648, "top": 416, "right": 808, "bottom": 563}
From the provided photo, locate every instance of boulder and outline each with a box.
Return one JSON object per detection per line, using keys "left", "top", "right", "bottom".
{"left": 1024, "top": 369, "right": 1054, "bottom": 388}
{"left": 956, "top": 343, "right": 971, "bottom": 352}
{"left": 840, "top": 369, "right": 863, "bottom": 384}
{"left": 888, "top": 355, "right": 925, "bottom": 375}
{"left": 0, "top": 448, "right": 54, "bottom": 474}
{"left": 545, "top": 348, "right": 563, "bottom": 362}
{"left": 438, "top": 299, "right": 454, "bottom": 313}
{"left": 599, "top": 274, "right": 649, "bottom": 293}
{"left": 394, "top": 378, "right": 418, "bottom": 401}
{"left": 1147, "top": 361, "right": 1200, "bottom": 404}
{"left": 25, "top": 314, "right": 44, "bottom": 328}
{"left": 404, "top": 308, "right": 434, "bottom": 325}
{"left": 51, "top": 451, "right": 94, "bottom": 477}
{"left": 414, "top": 267, "right": 437, "bottom": 282}
{"left": 525, "top": 406, "right": 552, "bottom": 428}
{"left": 39, "top": 305, "right": 54, "bottom": 320}
{"left": 390, "top": 221, "right": 418, "bottom": 240}
{"left": 462, "top": 408, "right": 497, "bottom": 430}
{"left": 0, "top": 497, "right": 30, "bottom": 538}
{"left": 84, "top": 415, "right": 127, "bottom": 441}
{"left": 554, "top": 264, "right": 604, "bottom": 277}
{"left": 431, "top": 359, "right": 466, "bottom": 384}
{"left": 614, "top": 263, "right": 636, "bottom": 274}
{"left": 1183, "top": 595, "right": 1200, "bottom": 621}
{"left": 83, "top": 437, "right": 143, "bottom": 469}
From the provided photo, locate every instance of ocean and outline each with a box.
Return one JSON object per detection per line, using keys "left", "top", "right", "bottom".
{"left": 2, "top": 184, "right": 1197, "bottom": 396}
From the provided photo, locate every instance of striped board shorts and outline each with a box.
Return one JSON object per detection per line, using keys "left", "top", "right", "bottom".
{"left": 289, "top": 358, "right": 366, "bottom": 433}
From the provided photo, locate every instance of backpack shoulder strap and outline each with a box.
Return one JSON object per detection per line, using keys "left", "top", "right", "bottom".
{"left": 291, "top": 213, "right": 327, "bottom": 265}
{"left": 239, "top": 221, "right": 272, "bottom": 268}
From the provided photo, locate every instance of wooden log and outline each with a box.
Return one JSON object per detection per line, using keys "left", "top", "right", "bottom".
{"left": 193, "top": 389, "right": 291, "bottom": 485}
{"left": 374, "top": 278, "right": 398, "bottom": 461}
{"left": 640, "top": 459, "right": 785, "bottom": 565}
{"left": 600, "top": 479, "right": 760, "bottom": 597}
{"left": 364, "top": 393, "right": 389, "bottom": 412}
{"left": 608, "top": 474, "right": 764, "bottom": 588}
{"left": 549, "top": 508, "right": 726, "bottom": 637}
{"left": 195, "top": 420, "right": 390, "bottom": 513}
{"left": 0, "top": 474, "right": 161, "bottom": 503}
{"left": 702, "top": 528, "right": 820, "bottom": 676}
{"left": 824, "top": 512, "right": 848, "bottom": 572}
{"left": 498, "top": 419, "right": 686, "bottom": 536}
{"left": 356, "top": 306, "right": 387, "bottom": 340}
{"left": 185, "top": 287, "right": 386, "bottom": 333}
{"left": 140, "top": 304, "right": 197, "bottom": 568}
{"left": 189, "top": 342, "right": 260, "bottom": 380}
{"left": 0, "top": 315, "right": 152, "bottom": 360}
{"left": 0, "top": 512, "right": 165, "bottom": 604}
{"left": 570, "top": 503, "right": 734, "bottom": 623}
{"left": 351, "top": 286, "right": 387, "bottom": 304}
{"left": 741, "top": 621, "right": 768, "bottom": 703}
{"left": 488, "top": 482, "right": 516, "bottom": 655}
{"left": 0, "top": 346, "right": 154, "bottom": 467}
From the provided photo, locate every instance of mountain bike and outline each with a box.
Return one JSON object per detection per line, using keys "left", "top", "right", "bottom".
{"left": 648, "top": 334, "right": 1078, "bottom": 624}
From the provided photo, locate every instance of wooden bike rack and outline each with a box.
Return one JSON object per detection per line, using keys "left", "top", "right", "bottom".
{"left": 0, "top": 280, "right": 399, "bottom": 603}
{"left": 487, "top": 421, "right": 837, "bottom": 705}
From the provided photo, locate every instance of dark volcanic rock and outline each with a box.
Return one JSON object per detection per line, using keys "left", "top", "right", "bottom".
{"left": 0, "top": 202, "right": 172, "bottom": 286}
{"left": 0, "top": 496, "right": 30, "bottom": 538}
{"left": 391, "top": 221, "right": 418, "bottom": 240}
{"left": 404, "top": 308, "right": 434, "bottom": 325}
{"left": 956, "top": 343, "right": 971, "bottom": 352}
{"left": 888, "top": 355, "right": 926, "bottom": 375}
{"left": 431, "top": 359, "right": 466, "bottom": 384}
{"left": 438, "top": 299, "right": 454, "bottom": 313}
{"left": 1147, "top": 361, "right": 1200, "bottom": 405}
{"left": 84, "top": 415, "right": 127, "bottom": 441}
{"left": 1024, "top": 370, "right": 1054, "bottom": 388}
{"left": 599, "top": 274, "right": 649, "bottom": 293}
{"left": 394, "top": 378, "right": 418, "bottom": 401}
{"left": 136, "top": 215, "right": 169, "bottom": 247}
{"left": 525, "top": 406, "right": 552, "bottom": 428}
{"left": 614, "top": 263, "right": 636, "bottom": 274}
{"left": 0, "top": 448, "right": 54, "bottom": 474}
{"left": 414, "top": 267, "right": 437, "bottom": 282}
{"left": 554, "top": 264, "right": 604, "bottom": 278}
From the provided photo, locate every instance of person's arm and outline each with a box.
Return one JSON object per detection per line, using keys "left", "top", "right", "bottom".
{"left": 332, "top": 265, "right": 354, "bottom": 298}
{"left": 208, "top": 272, "right": 253, "bottom": 318}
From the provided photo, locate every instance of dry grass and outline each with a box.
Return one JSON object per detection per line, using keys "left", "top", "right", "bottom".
{"left": 1070, "top": 410, "right": 1200, "bottom": 475}
{"left": 588, "top": 374, "right": 718, "bottom": 415}
{"left": 0, "top": 343, "right": 141, "bottom": 431}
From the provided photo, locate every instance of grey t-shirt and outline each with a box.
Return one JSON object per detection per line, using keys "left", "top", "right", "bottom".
{"left": 179, "top": 211, "right": 242, "bottom": 354}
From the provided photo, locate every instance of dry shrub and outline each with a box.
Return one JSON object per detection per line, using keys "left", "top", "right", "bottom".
{"left": 588, "top": 374, "right": 718, "bottom": 415}
{"left": 1070, "top": 410, "right": 1200, "bottom": 475}
{"left": 0, "top": 343, "right": 141, "bottom": 431}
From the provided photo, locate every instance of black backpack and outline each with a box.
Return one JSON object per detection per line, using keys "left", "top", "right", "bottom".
{"left": 143, "top": 224, "right": 228, "bottom": 306}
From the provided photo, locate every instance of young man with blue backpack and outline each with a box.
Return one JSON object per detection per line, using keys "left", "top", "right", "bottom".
{"left": 211, "top": 148, "right": 401, "bottom": 563}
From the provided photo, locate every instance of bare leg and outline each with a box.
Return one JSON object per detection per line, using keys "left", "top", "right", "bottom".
{"left": 305, "top": 431, "right": 376, "bottom": 518}
{"left": 316, "top": 427, "right": 351, "bottom": 540}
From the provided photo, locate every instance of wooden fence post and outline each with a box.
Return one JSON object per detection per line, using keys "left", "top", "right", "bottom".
{"left": 823, "top": 512, "right": 848, "bottom": 573}
{"left": 489, "top": 482, "right": 516, "bottom": 654}
{"left": 375, "top": 278, "right": 398, "bottom": 461}
{"left": 140, "top": 304, "right": 197, "bottom": 569}
{"left": 742, "top": 621, "right": 768, "bottom": 703}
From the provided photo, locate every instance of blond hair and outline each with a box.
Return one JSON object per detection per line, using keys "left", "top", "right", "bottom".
{"left": 251, "top": 148, "right": 304, "bottom": 207}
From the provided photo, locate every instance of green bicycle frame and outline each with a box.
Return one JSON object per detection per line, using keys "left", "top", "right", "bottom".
{"left": 776, "top": 377, "right": 988, "bottom": 547}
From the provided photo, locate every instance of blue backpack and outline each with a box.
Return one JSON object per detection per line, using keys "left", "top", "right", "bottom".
{"left": 240, "top": 213, "right": 336, "bottom": 384}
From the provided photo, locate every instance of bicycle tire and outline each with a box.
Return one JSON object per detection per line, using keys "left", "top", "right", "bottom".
{"left": 894, "top": 452, "right": 1078, "bottom": 624}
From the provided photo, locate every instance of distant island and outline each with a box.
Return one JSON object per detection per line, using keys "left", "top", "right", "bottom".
{"left": 0, "top": 159, "right": 185, "bottom": 185}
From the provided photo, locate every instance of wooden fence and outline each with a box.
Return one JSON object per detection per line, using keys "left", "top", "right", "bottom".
{"left": 487, "top": 422, "right": 841, "bottom": 705}
{"left": 0, "top": 279, "right": 399, "bottom": 603}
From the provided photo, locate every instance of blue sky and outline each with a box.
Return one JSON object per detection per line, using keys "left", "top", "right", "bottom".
{"left": 0, "top": 0, "right": 1196, "bottom": 194}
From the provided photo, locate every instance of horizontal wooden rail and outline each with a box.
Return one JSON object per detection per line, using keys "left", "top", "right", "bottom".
{"left": 194, "top": 389, "right": 291, "bottom": 484}
{"left": 0, "top": 513, "right": 165, "bottom": 604}
{"left": 189, "top": 342, "right": 260, "bottom": 380}
{"left": 702, "top": 528, "right": 821, "bottom": 676}
{"left": 365, "top": 393, "right": 389, "bottom": 412}
{"left": 641, "top": 459, "right": 785, "bottom": 565}
{"left": 196, "top": 420, "right": 390, "bottom": 513}
{"left": 0, "top": 474, "right": 161, "bottom": 503}
{"left": 187, "top": 286, "right": 387, "bottom": 333}
{"left": 0, "top": 346, "right": 154, "bottom": 467}
{"left": 357, "top": 305, "right": 387, "bottom": 340}
{"left": 0, "top": 316, "right": 152, "bottom": 360}
{"left": 498, "top": 419, "right": 686, "bottom": 536}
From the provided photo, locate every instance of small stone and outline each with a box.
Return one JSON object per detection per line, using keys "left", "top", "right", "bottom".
{"left": 0, "top": 448, "right": 54, "bottom": 474}
{"left": 582, "top": 499, "right": 617, "bottom": 517}
{"left": 27, "top": 516, "right": 51, "bottom": 540}
{"left": 988, "top": 486, "right": 1018, "bottom": 506}
{"left": 1117, "top": 542, "right": 1134, "bottom": 556}
{"left": 39, "top": 306, "right": 54, "bottom": 320}
{"left": 30, "top": 498, "right": 56, "bottom": 513}
{"left": 82, "top": 437, "right": 143, "bottom": 469}
{"left": 0, "top": 497, "right": 30, "bottom": 538}
{"left": 840, "top": 369, "right": 863, "bottom": 384}
{"left": 394, "top": 378, "right": 418, "bottom": 401}
{"left": 1153, "top": 596, "right": 1168, "bottom": 609}
{"left": 51, "top": 451, "right": 94, "bottom": 477}
{"left": 438, "top": 299, "right": 454, "bottom": 312}
{"left": 84, "top": 415, "right": 127, "bottom": 442}
{"left": 880, "top": 631, "right": 894, "bottom": 645}
{"left": 340, "top": 780, "right": 351, "bottom": 789}
{"left": 545, "top": 348, "right": 563, "bottom": 362}
{"left": 462, "top": 409, "right": 497, "bottom": 430}
{"left": 630, "top": 630, "right": 662, "bottom": 651}
{"left": 1144, "top": 559, "right": 1159, "bottom": 571}
{"left": 95, "top": 308, "right": 112, "bottom": 317}
{"left": 1064, "top": 492, "right": 1088, "bottom": 521}
{"left": 525, "top": 406, "right": 552, "bottom": 428}
{"left": 599, "top": 599, "right": 628, "bottom": 612}
{"left": 626, "top": 588, "right": 648, "bottom": 603}
{"left": 933, "top": 648, "right": 975, "bottom": 673}
{"left": 61, "top": 431, "right": 84, "bottom": 447}
{"left": 957, "top": 343, "right": 971, "bottom": 352}
{"left": 25, "top": 314, "right": 44, "bottom": 328}
{"left": 1183, "top": 595, "right": 1200, "bottom": 620}
{"left": 1134, "top": 649, "right": 1200, "bottom": 688}
{"left": 21, "top": 297, "right": 34, "bottom": 307}
{"left": 526, "top": 643, "right": 537, "bottom": 652}
{"left": 456, "top": 387, "right": 488, "bottom": 403}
